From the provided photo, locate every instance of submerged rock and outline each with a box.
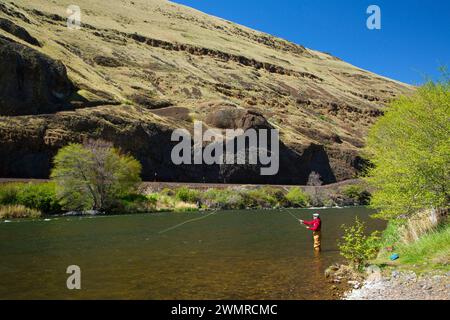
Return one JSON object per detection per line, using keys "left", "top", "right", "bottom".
{"left": 63, "top": 210, "right": 103, "bottom": 216}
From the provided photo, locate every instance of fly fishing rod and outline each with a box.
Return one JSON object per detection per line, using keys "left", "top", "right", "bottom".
{"left": 286, "top": 210, "right": 309, "bottom": 229}
{"left": 158, "top": 211, "right": 217, "bottom": 234}
{"left": 287, "top": 210, "right": 300, "bottom": 221}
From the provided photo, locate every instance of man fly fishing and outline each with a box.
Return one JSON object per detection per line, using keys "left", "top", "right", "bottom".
{"left": 299, "top": 213, "right": 322, "bottom": 252}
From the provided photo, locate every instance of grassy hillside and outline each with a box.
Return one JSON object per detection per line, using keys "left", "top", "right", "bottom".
{"left": 0, "top": 0, "right": 414, "bottom": 182}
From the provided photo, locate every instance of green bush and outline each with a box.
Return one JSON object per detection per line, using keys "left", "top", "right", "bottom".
{"left": 342, "top": 185, "right": 371, "bottom": 205}
{"left": 0, "top": 183, "right": 21, "bottom": 205}
{"left": 16, "top": 182, "right": 62, "bottom": 214}
{"left": 239, "top": 190, "right": 258, "bottom": 208}
{"left": 338, "top": 217, "right": 381, "bottom": 270}
{"left": 146, "top": 193, "right": 159, "bottom": 205}
{"left": 242, "top": 187, "right": 280, "bottom": 208}
{"left": 160, "top": 188, "right": 175, "bottom": 196}
{"left": 284, "top": 187, "right": 310, "bottom": 207}
{"left": 118, "top": 194, "right": 156, "bottom": 213}
{"left": 379, "top": 218, "right": 405, "bottom": 248}
{"left": 175, "top": 187, "right": 201, "bottom": 203}
{"left": 202, "top": 188, "right": 243, "bottom": 209}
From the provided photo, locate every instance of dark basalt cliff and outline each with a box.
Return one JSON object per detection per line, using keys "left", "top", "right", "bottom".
{"left": 0, "top": 0, "right": 413, "bottom": 184}
{"left": 0, "top": 37, "right": 74, "bottom": 116}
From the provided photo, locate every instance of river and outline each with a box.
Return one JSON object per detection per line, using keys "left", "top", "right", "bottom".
{"left": 0, "top": 207, "right": 384, "bottom": 299}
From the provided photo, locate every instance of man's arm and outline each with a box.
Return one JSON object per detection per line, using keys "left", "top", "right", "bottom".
{"left": 302, "top": 219, "right": 314, "bottom": 226}
{"left": 308, "top": 221, "right": 319, "bottom": 231}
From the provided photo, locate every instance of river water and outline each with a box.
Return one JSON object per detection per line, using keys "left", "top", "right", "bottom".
{"left": 0, "top": 207, "right": 384, "bottom": 299}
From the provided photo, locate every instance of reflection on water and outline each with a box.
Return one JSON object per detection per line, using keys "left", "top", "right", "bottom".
{"left": 0, "top": 207, "right": 384, "bottom": 299}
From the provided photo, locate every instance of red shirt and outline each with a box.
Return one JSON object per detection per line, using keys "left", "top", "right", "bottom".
{"left": 302, "top": 218, "right": 321, "bottom": 231}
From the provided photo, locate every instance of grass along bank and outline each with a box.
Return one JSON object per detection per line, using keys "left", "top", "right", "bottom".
{"left": 0, "top": 180, "right": 371, "bottom": 219}
{"left": 0, "top": 204, "right": 41, "bottom": 219}
{"left": 375, "top": 212, "right": 450, "bottom": 272}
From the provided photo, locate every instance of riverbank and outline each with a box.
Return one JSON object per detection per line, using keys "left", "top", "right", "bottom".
{"left": 341, "top": 217, "right": 450, "bottom": 300}
{"left": 345, "top": 270, "right": 449, "bottom": 300}
{"left": 0, "top": 179, "right": 370, "bottom": 218}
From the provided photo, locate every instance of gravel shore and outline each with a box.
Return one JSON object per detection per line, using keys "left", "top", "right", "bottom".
{"left": 345, "top": 270, "right": 450, "bottom": 300}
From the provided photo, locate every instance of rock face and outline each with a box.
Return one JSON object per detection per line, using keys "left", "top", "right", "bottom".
{"left": 0, "top": 0, "right": 414, "bottom": 183}
{"left": 0, "top": 18, "right": 40, "bottom": 46}
{"left": 0, "top": 37, "right": 74, "bottom": 116}
{"left": 0, "top": 105, "right": 336, "bottom": 184}
{"left": 205, "top": 107, "right": 271, "bottom": 130}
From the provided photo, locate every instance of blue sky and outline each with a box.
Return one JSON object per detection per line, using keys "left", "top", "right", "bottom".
{"left": 171, "top": 0, "right": 450, "bottom": 85}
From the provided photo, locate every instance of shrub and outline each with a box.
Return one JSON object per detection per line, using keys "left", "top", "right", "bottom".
{"left": 338, "top": 217, "right": 381, "bottom": 270}
{"left": 284, "top": 187, "right": 310, "bottom": 207}
{"left": 202, "top": 188, "right": 242, "bottom": 209}
{"left": 239, "top": 190, "right": 257, "bottom": 208}
{"left": 379, "top": 218, "right": 404, "bottom": 249}
{"left": 0, "top": 183, "right": 21, "bottom": 205}
{"left": 241, "top": 187, "right": 280, "bottom": 208}
{"left": 118, "top": 194, "right": 156, "bottom": 213}
{"left": 157, "top": 194, "right": 176, "bottom": 211}
{"left": 160, "top": 188, "right": 175, "bottom": 196}
{"left": 224, "top": 193, "right": 246, "bottom": 210}
{"left": 175, "top": 187, "right": 201, "bottom": 203}
{"left": 51, "top": 140, "right": 142, "bottom": 211}
{"left": 146, "top": 193, "right": 159, "bottom": 205}
{"left": 342, "top": 185, "right": 371, "bottom": 205}
{"left": 0, "top": 205, "right": 41, "bottom": 219}
{"left": 16, "top": 182, "right": 62, "bottom": 214}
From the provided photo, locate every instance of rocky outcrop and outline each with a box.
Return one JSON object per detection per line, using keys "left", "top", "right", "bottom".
{"left": 93, "top": 55, "right": 123, "bottom": 67}
{"left": 205, "top": 107, "right": 271, "bottom": 130}
{"left": 0, "top": 104, "right": 337, "bottom": 184}
{"left": 128, "top": 32, "right": 323, "bottom": 81}
{"left": 0, "top": 37, "right": 75, "bottom": 116}
{"left": 0, "top": 18, "right": 40, "bottom": 46}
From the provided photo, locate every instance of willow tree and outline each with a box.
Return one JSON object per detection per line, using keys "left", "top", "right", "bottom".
{"left": 51, "top": 140, "right": 142, "bottom": 211}
{"left": 365, "top": 77, "right": 449, "bottom": 219}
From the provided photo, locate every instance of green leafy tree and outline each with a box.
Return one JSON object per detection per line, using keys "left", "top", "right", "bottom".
{"left": 338, "top": 217, "right": 381, "bottom": 270}
{"left": 365, "top": 76, "right": 450, "bottom": 219}
{"left": 51, "top": 140, "right": 142, "bottom": 211}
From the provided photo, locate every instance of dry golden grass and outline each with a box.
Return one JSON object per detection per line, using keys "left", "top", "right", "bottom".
{"left": 174, "top": 201, "right": 198, "bottom": 211}
{"left": 399, "top": 209, "right": 444, "bottom": 244}
{"left": 0, "top": 205, "right": 41, "bottom": 219}
{"left": 0, "top": 0, "right": 414, "bottom": 150}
